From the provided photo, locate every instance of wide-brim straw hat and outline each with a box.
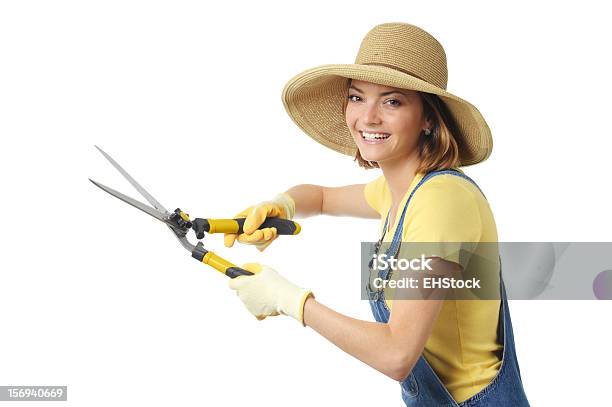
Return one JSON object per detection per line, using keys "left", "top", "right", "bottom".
{"left": 281, "top": 23, "right": 493, "bottom": 166}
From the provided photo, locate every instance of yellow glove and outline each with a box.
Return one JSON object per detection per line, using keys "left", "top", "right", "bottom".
{"left": 224, "top": 193, "right": 296, "bottom": 251}
{"left": 229, "top": 263, "right": 313, "bottom": 325}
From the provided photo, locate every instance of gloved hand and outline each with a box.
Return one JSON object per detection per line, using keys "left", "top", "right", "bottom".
{"left": 224, "top": 193, "right": 296, "bottom": 251}
{"left": 229, "top": 263, "right": 313, "bottom": 325}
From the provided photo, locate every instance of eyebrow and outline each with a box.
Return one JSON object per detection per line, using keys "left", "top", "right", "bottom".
{"left": 348, "top": 85, "right": 408, "bottom": 97}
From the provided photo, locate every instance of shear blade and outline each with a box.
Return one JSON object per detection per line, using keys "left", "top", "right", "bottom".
{"left": 94, "top": 145, "right": 169, "bottom": 214}
{"left": 89, "top": 178, "right": 181, "bottom": 232}
{"left": 91, "top": 146, "right": 196, "bottom": 252}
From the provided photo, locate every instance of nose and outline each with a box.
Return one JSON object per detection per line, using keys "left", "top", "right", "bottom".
{"left": 362, "top": 102, "right": 382, "bottom": 125}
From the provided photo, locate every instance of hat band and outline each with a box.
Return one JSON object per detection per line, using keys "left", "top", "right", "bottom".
{"left": 361, "top": 62, "right": 428, "bottom": 84}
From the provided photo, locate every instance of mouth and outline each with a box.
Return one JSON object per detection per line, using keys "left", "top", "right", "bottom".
{"left": 359, "top": 131, "right": 391, "bottom": 144}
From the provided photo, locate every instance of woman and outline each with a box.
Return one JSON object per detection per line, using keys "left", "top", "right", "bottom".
{"left": 225, "top": 23, "right": 530, "bottom": 406}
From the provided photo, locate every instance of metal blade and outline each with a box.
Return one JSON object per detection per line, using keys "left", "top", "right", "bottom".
{"left": 91, "top": 178, "right": 194, "bottom": 252}
{"left": 94, "top": 145, "right": 169, "bottom": 214}
{"left": 89, "top": 178, "right": 173, "bottom": 226}
{"left": 175, "top": 234, "right": 196, "bottom": 252}
{"left": 92, "top": 146, "right": 194, "bottom": 253}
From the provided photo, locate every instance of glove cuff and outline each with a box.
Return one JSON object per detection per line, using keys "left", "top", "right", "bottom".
{"left": 279, "top": 285, "right": 314, "bottom": 326}
{"left": 297, "top": 290, "right": 314, "bottom": 327}
{"left": 271, "top": 193, "right": 296, "bottom": 220}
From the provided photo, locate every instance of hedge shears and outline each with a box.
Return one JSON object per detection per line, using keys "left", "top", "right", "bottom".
{"left": 89, "top": 146, "right": 301, "bottom": 278}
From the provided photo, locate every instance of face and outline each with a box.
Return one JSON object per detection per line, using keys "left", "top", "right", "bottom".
{"left": 345, "top": 80, "right": 430, "bottom": 166}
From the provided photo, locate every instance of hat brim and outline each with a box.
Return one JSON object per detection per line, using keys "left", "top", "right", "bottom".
{"left": 282, "top": 64, "right": 493, "bottom": 166}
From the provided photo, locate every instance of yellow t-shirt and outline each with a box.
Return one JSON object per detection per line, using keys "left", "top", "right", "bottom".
{"left": 364, "top": 170, "right": 503, "bottom": 403}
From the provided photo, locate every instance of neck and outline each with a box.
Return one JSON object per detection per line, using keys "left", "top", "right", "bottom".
{"left": 378, "top": 151, "right": 421, "bottom": 209}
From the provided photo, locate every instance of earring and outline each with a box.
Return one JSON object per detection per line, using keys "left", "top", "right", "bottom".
{"left": 423, "top": 128, "right": 431, "bottom": 136}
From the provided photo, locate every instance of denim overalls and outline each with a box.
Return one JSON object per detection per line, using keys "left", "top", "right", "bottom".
{"left": 366, "top": 169, "right": 530, "bottom": 406}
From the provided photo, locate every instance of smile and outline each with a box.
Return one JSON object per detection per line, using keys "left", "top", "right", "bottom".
{"left": 360, "top": 131, "right": 391, "bottom": 143}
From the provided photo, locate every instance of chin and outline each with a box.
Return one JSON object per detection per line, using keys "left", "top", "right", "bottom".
{"left": 360, "top": 151, "right": 387, "bottom": 163}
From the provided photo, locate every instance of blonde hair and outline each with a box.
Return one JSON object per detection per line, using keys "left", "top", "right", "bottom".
{"left": 343, "top": 79, "right": 463, "bottom": 174}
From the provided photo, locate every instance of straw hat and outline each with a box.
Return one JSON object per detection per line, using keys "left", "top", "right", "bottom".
{"left": 281, "top": 23, "right": 493, "bottom": 166}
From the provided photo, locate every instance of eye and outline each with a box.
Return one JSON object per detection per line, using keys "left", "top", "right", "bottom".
{"left": 347, "top": 94, "right": 361, "bottom": 103}
{"left": 385, "top": 99, "right": 401, "bottom": 107}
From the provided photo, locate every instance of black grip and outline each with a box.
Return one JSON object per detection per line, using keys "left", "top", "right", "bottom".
{"left": 191, "top": 242, "right": 208, "bottom": 261}
{"left": 234, "top": 217, "right": 299, "bottom": 235}
{"left": 226, "top": 267, "right": 254, "bottom": 278}
{"left": 192, "top": 218, "right": 209, "bottom": 239}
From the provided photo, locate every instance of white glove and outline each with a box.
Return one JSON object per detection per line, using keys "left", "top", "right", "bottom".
{"left": 229, "top": 263, "right": 313, "bottom": 325}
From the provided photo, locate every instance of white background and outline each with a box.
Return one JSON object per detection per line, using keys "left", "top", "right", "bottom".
{"left": 1, "top": 1, "right": 610, "bottom": 406}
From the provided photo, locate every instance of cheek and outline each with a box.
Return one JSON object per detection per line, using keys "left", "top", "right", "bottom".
{"left": 345, "top": 107, "right": 358, "bottom": 131}
{"left": 388, "top": 112, "right": 420, "bottom": 135}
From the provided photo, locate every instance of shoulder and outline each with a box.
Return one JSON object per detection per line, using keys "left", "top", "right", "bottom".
{"left": 363, "top": 175, "right": 390, "bottom": 215}
{"left": 403, "top": 172, "right": 486, "bottom": 241}
{"left": 364, "top": 174, "right": 386, "bottom": 192}
{"left": 414, "top": 173, "right": 484, "bottom": 208}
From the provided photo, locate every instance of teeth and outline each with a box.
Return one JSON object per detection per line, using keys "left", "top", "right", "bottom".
{"left": 361, "top": 131, "right": 390, "bottom": 140}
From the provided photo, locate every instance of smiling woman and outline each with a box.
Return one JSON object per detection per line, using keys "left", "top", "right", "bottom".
{"left": 343, "top": 79, "right": 463, "bottom": 173}
{"left": 224, "top": 22, "right": 530, "bottom": 407}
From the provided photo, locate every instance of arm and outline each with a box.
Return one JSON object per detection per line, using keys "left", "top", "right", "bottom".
{"left": 303, "top": 279, "right": 444, "bottom": 381}
{"left": 286, "top": 184, "right": 379, "bottom": 219}
{"left": 224, "top": 184, "right": 378, "bottom": 250}
{"left": 230, "top": 258, "right": 457, "bottom": 381}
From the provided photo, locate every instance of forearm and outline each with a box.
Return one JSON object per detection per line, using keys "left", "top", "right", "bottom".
{"left": 302, "top": 297, "right": 416, "bottom": 381}
{"left": 285, "top": 184, "right": 324, "bottom": 218}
